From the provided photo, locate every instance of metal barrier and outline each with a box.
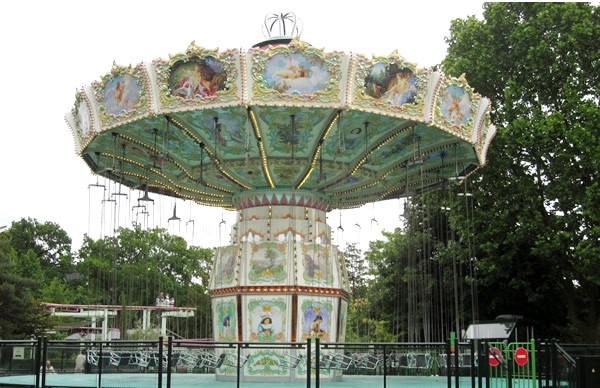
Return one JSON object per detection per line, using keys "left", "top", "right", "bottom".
{"left": 0, "top": 338, "right": 450, "bottom": 388}
{"left": 2, "top": 338, "right": 599, "bottom": 388}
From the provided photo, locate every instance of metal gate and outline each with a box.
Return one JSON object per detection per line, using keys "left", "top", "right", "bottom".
{"left": 485, "top": 340, "right": 536, "bottom": 388}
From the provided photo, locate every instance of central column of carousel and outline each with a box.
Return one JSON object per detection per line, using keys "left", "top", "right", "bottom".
{"left": 209, "top": 189, "right": 350, "bottom": 382}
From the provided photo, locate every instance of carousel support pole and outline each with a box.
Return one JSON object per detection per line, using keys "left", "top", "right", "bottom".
{"left": 306, "top": 339, "right": 311, "bottom": 388}
{"left": 161, "top": 313, "right": 167, "bottom": 336}
{"left": 91, "top": 319, "right": 97, "bottom": 341}
{"left": 102, "top": 308, "right": 109, "bottom": 341}
{"left": 142, "top": 309, "right": 147, "bottom": 331}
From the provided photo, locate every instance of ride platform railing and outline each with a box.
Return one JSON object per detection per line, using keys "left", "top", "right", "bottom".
{"left": 2, "top": 338, "right": 600, "bottom": 387}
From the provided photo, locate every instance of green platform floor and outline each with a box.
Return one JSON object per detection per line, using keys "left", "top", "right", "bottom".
{"left": 0, "top": 373, "right": 468, "bottom": 388}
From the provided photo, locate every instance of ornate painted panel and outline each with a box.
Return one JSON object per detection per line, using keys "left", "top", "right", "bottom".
{"left": 213, "top": 296, "right": 237, "bottom": 341}
{"left": 298, "top": 296, "right": 335, "bottom": 342}
{"left": 91, "top": 62, "right": 151, "bottom": 130}
{"left": 211, "top": 245, "right": 239, "bottom": 289}
{"left": 246, "top": 297, "right": 288, "bottom": 342}
{"left": 247, "top": 242, "right": 288, "bottom": 284}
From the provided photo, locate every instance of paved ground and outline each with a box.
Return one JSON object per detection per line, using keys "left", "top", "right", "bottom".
{"left": 0, "top": 373, "right": 465, "bottom": 388}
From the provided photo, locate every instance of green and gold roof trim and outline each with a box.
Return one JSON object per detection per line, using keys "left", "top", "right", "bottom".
{"left": 65, "top": 38, "right": 496, "bottom": 210}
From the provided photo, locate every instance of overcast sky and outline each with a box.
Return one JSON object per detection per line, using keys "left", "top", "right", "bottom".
{"left": 0, "top": 0, "right": 485, "bottom": 253}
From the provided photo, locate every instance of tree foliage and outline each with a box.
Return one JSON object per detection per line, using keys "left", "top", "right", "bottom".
{"left": 0, "top": 233, "right": 54, "bottom": 339}
{"left": 360, "top": 192, "right": 473, "bottom": 343}
{"left": 442, "top": 2, "right": 600, "bottom": 341}
{"left": 2, "top": 220, "right": 214, "bottom": 339}
{"left": 344, "top": 242, "right": 367, "bottom": 299}
{"left": 75, "top": 224, "right": 214, "bottom": 339}
{"left": 343, "top": 242, "right": 397, "bottom": 342}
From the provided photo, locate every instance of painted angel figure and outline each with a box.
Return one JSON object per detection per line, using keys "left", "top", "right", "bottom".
{"left": 442, "top": 86, "right": 471, "bottom": 125}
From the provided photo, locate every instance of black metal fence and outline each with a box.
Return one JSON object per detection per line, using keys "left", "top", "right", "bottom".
{"left": 1, "top": 338, "right": 599, "bottom": 388}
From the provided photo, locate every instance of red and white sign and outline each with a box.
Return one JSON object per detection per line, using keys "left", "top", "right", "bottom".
{"left": 488, "top": 347, "right": 501, "bottom": 367}
{"left": 514, "top": 347, "right": 529, "bottom": 366}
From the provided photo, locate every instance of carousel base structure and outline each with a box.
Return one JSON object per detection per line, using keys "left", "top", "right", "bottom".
{"left": 209, "top": 189, "right": 349, "bottom": 381}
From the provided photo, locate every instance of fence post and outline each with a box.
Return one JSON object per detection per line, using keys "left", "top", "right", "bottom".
{"left": 469, "top": 340, "right": 475, "bottom": 388}
{"left": 454, "top": 338, "right": 460, "bottom": 388}
{"left": 507, "top": 350, "right": 513, "bottom": 388}
{"left": 98, "top": 340, "right": 103, "bottom": 388}
{"left": 35, "top": 337, "right": 42, "bottom": 388}
{"left": 306, "top": 339, "right": 311, "bottom": 388}
{"left": 237, "top": 342, "right": 241, "bottom": 388}
{"left": 551, "top": 339, "right": 559, "bottom": 388}
{"left": 478, "top": 340, "right": 487, "bottom": 388}
{"left": 167, "top": 336, "right": 173, "bottom": 388}
{"left": 383, "top": 343, "right": 387, "bottom": 388}
{"left": 544, "top": 339, "right": 552, "bottom": 388}
{"left": 446, "top": 338, "right": 452, "bottom": 388}
{"left": 315, "top": 338, "right": 320, "bottom": 388}
{"left": 158, "top": 337, "right": 163, "bottom": 388}
{"left": 530, "top": 338, "right": 537, "bottom": 387}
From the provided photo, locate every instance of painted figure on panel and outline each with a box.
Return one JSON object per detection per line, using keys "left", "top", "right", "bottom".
{"left": 302, "top": 244, "right": 333, "bottom": 284}
{"left": 302, "top": 303, "right": 330, "bottom": 341}
{"left": 304, "top": 252, "right": 326, "bottom": 278}
{"left": 365, "top": 63, "right": 417, "bottom": 107}
{"left": 441, "top": 85, "right": 471, "bottom": 125}
{"left": 196, "top": 114, "right": 246, "bottom": 151}
{"left": 103, "top": 74, "right": 141, "bottom": 114}
{"left": 382, "top": 70, "right": 417, "bottom": 105}
{"left": 264, "top": 53, "right": 330, "bottom": 94}
{"left": 214, "top": 247, "right": 236, "bottom": 286}
{"left": 309, "top": 314, "right": 326, "bottom": 338}
{"left": 77, "top": 101, "right": 91, "bottom": 136}
{"left": 170, "top": 58, "right": 226, "bottom": 99}
{"left": 217, "top": 301, "right": 236, "bottom": 341}
{"left": 223, "top": 315, "right": 232, "bottom": 337}
{"left": 257, "top": 317, "right": 274, "bottom": 341}
{"left": 249, "top": 301, "right": 286, "bottom": 342}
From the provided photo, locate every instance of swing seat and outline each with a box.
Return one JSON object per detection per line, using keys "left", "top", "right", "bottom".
{"left": 198, "top": 351, "right": 227, "bottom": 368}
{"left": 351, "top": 353, "right": 382, "bottom": 369}
{"left": 87, "top": 350, "right": 99, "bottom": 366}
{"left": 109, "top": 351, "right": 121, "bottom": 366}
{"left": 177, "top": 350, "right": 201, "bottom": 369}
{"left": 222, "top": 351, "right": 248, "bottom": 369}
{"left": 313, "top": 353, "right": 352, "bottom": 370}
{"left": 281, "top": 353, "right": 303, "bottom": 369}
{"left": 129, "top": 351, "right": 151, "bottom": 368}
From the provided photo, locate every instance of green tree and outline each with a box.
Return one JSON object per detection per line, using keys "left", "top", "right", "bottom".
{"left": 363, "top": 192, "right": 467, "bottom": 343}
{"left": 0, "top": 233, "right": 54, "bottom": 339}
{"left": 365, "top": 233, "right": 407, "bottom": 341}
{"left": 7, "top": 218, "right": 75, "bottom": 301}
{"left": 442, "top": 2, "right": 600, "bottom": 341}
{"left": 75, "top": 224, "right": 215, "bottom": 339}
{"left": 343, "top": 242, "right": 370, "bottom": 342}
{"left": 344, "top": 242, "right": 367, "bottom": 299}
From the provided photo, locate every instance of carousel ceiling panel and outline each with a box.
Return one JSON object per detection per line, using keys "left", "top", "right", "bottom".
{"left": 66, "top": 35, "right": 496, "bottom": 211}
{"left": 169, "top": 107, "right": 253, "bottom": 157}
{"left": 249, "top": 105, "right": 336, "bottom": 188}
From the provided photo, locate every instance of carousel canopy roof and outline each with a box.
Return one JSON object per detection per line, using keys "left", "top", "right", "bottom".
{"left": 66, "top": 13, "right": 496, "bottom": 211}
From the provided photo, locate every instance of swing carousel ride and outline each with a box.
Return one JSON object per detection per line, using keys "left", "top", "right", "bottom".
{"left": 65, "top": 12, "right": 495, "bottom": 381}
